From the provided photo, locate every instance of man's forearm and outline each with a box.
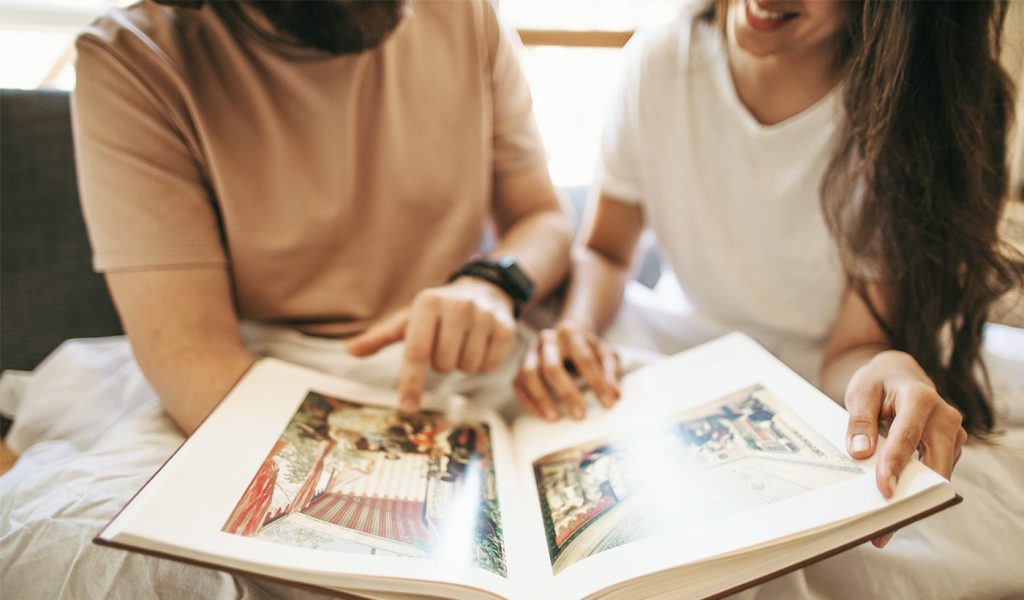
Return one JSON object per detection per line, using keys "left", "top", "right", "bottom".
{"left": 106, "top": 268, "right": 257, "bottom": 435}
{"left": 489, "top": 207, "right": 573, "bottom": 304}
{"left": 135, "top": 340, "right": 256, "bottom": 435}
{"left": 489, "top": 166, "right": 574, "bottom": 306}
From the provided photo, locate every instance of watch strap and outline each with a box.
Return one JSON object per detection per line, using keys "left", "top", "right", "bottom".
{"left": 448, "top": 259, "right": 532, "bottom": 318}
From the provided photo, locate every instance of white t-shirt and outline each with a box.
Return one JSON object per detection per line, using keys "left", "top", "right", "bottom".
{"left": 600, "top": 12, "right": 846, "bottom": 381}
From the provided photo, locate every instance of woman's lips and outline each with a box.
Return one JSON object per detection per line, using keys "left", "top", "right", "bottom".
{"left": 745, "top": 0, "right": 798, "bottom": 31}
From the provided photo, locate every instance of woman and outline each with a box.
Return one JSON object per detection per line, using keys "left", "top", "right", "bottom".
{"left": 514, "top": 0, "right": 1020, "bottom": 548}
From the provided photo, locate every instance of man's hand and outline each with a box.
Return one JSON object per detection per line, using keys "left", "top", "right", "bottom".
{"left": 514, "top": 320, "right": 620, "bottom": 420}
{"left": 346, "top": 277, "right": 518, "bottom": 413}
{"left": 843, "top": 350, "right": 968, "bottom": 548}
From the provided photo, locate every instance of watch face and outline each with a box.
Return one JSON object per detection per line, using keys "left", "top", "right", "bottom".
{"left": 497, "top": 256, "right": 534, "bottom": 300}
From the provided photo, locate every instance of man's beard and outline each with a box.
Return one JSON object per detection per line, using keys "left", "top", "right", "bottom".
{"left": 248, "top": 1, "right": 408, "bottom": 55}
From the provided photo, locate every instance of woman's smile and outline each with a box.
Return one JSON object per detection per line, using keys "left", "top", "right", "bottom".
{"left": 745, "top": 0, "right": 799, "bottom": 31}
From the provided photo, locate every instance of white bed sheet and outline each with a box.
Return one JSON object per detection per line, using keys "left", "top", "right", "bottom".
{"left": 1, "top": 294, "right": 1022, "bottom": 599}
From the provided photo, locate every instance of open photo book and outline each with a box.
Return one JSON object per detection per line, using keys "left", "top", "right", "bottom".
{"left": 95, "top": 333, "right": 960, "bottom": 600}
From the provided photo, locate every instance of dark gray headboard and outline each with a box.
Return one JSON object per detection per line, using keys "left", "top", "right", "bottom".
{"left": 1, "top": 89, "right": 123, "bottom": 372}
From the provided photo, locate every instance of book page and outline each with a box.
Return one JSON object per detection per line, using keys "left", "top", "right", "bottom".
{"left": 509, "top": 333, "right": 953, "bottom": 599}
{"left": 99, "top": 359, "right": 533, "bottom": 600}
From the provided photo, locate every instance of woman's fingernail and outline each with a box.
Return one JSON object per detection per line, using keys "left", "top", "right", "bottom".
{"left": 851, "top": 434, "right": 870, "bottom": 453}
{"left": 888, "top": 476, "right": 898, "bottom": 494}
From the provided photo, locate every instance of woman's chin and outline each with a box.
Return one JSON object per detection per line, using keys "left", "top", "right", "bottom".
{"left": 732, "top": 29, "right": 789, "bottom": 59}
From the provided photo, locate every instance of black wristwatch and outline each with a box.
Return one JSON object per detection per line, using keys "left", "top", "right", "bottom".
{"left": 448, "top": 256, "right": 535, "bottom": 318}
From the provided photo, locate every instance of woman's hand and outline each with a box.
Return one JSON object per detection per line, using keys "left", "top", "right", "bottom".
{"left": 844, "top": 350, "right": 968, "bottom": 547}
{"left": 513, "top": 320, "right": 620, "bottom": 420}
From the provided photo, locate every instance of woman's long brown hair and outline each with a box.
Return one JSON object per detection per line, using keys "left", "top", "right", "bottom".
{"left": 823, "top": 1, "right": 1020, "bottom": 435}
{"left": 706, "top": 1, "right": 1021, "bottom": 434}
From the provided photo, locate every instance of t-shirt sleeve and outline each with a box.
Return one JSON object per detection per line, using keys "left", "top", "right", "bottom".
{"left": 598, "top": 36, "right": 647, "bottom": 204}
{"left": 72, "top": 34, "right": 227, "bottom": 273}
{"left": 482, "top": 0, "right": 547, "bottom": 180}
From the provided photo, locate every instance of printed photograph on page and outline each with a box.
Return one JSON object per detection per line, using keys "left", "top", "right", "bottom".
{"left": 533, "top": 385, "right": 864, "bottom": 574}
{"left": 223, "top": 391, "right": 507, "bottom": 577}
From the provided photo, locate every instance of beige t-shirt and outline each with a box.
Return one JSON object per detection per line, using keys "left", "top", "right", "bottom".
{"left": 72, "top": 0, "right": 546, "bottom": 337}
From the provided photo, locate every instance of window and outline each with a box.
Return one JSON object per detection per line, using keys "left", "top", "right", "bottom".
{"left": 0, "top": 0, "right": 128, "bottom": 89}
{"left": 502, "top": 0, "right": 689, "bottom": 185}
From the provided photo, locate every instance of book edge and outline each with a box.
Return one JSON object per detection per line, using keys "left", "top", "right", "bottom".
{"left": 93, "top": 492, "right": 961, "bottom": 600}
{"left": 704, "top": 493, "right": 964, "bottom": 600}
{"left": 92, "top": 535, "right": 366, "bottom": 599}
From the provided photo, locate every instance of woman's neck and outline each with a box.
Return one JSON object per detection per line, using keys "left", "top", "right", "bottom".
{"left": 726, "top": 33, "right": 842, "bottom": 127}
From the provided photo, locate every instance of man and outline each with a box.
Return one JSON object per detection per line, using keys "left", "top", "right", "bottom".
{"left": 0, "top": 1, "right": 569, "bottom": 596}
{"left": 73, "top": 0, "right": 572, "bottom": 433}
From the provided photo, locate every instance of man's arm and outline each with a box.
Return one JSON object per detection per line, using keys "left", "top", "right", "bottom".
{"left": 71, "top": 35, "right": 252, "bottom": 436}
{"left": 346, "top": 3, "right": 573, "bottom": 410}
{"left": 489, "top": 167, "right": 574, "bottom": 302}
{"left": 346, "top": 167, "right": 573, "bottom": 411}
{"left": 106, "top": 268, "right": 256, "bottom": 435}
